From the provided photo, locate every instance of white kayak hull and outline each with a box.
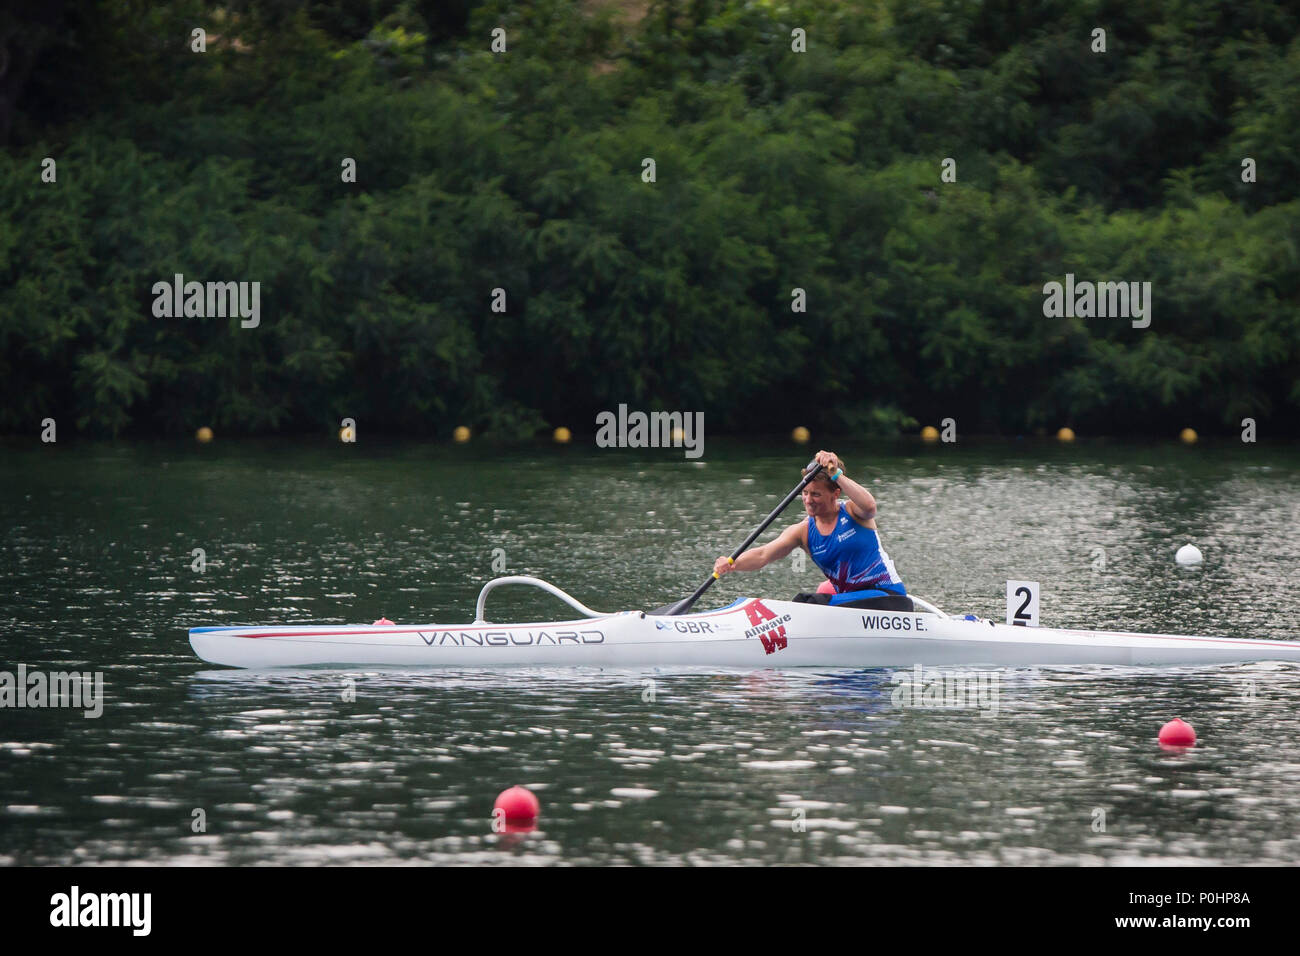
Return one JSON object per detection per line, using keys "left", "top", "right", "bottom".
{"left": 189, "top": 595, "right": 1300, "bottom": 669}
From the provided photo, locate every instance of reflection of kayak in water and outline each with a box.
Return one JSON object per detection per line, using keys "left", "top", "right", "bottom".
{"left": 189, "top": 575, "right": 1300, "bottom": 670}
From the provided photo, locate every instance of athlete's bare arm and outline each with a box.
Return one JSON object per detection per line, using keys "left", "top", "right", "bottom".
{"left": 814, "top": 450, "right": 878, "bottom": 527}
{"left": 837, "top": 474, "right": 878, "bottom": 526}
{"left": 713, "top": 521, "right": 805, "bottom": 576}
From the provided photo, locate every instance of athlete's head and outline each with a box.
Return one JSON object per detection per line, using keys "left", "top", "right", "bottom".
{"left": 800, "top": 464, "right": 841, "bottom": 517}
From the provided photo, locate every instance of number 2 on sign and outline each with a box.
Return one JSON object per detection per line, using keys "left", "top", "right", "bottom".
{"left": 1006, "top": 580, "right": 1040, "bottom": 627}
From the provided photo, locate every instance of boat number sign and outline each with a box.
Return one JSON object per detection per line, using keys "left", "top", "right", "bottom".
{"left": 1005, "top": 580, "right": 1041, "bottom": 627}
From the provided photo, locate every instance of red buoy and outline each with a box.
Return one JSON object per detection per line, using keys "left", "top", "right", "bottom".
{"left": 1158, "top": 718, "right": 1197, "bottom": 747}
{"left": 816, "top": 580, "right": 836, "bottom": 595}
{"left": 372, "top": 617, "right": 395, "bottom": 626}
{"left": 494, "top": 786, "right": 540, "bottom": 825}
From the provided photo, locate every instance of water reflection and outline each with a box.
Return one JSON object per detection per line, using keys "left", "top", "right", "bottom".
{"left": 4, "top": 438, "right": 1300, "bottom": 864}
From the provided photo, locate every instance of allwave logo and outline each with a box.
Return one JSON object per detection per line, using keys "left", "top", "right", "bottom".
{"left": 49, "top": 886, "right": 151, "bottom": 936}
{"left": 742, "top": 599, "right": 790, "bottom": 654}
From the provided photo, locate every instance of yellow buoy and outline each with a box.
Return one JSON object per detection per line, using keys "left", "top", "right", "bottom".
{"left": 1180, "top": 428, "right": 1198, "bottom": 444}
{"left": 1057, "top": 427, "right": 1076, "bottom": 442}
{"left": 553, "top": 426, "right": 571, "bottom": 443}
{"left": 195, "top": 426, "right": 213, "bottom": 443}
{"left": 920, "top": 425, "right": 939, "bottom": 442}
{"left": 453, "top": 426, "right": 471, "bottom": 443}
{"left": 791, "top": 426, "right": 810, "bottom": 444}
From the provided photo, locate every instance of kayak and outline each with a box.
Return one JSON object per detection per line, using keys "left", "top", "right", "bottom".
{"left": 189, "top": 576, "right": 1300, "bottom": 669}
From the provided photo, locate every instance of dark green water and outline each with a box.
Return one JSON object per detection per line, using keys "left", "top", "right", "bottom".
{"left": 3, "top": 437, "right": 1300, "bottom": 864}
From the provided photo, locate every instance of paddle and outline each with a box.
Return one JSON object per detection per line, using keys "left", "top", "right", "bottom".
{"left": 650, "top": 459, "right": 824, "bottom": 616}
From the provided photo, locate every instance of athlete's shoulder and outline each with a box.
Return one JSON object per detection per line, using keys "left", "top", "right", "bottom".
{"left": 845, "top": 500, "right": 876, "bottom": 527}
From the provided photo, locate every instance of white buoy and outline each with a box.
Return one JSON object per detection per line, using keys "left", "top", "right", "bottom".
{"left": 1175, "top": 544, "right": 1203, "bottom": 566}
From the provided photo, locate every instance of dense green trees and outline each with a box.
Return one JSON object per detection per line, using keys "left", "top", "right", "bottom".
{"left": 1, "top": 0, "right": 1296, "bottom": 437}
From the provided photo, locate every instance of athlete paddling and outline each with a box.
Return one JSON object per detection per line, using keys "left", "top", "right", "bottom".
{"left": 712, "top": 450, "right": 912, "bottom": 611}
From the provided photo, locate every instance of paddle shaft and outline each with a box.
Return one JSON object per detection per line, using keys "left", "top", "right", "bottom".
{"left": 662, "top": 459, "right": 824, "bottom": 615}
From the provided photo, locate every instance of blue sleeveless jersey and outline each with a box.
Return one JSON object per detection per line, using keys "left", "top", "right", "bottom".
{"left": 807, "top": 503, "right": 906, "bottom": 599}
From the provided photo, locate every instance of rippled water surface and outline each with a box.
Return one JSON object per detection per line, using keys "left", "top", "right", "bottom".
{"left": 3, "top": 438, "right": 1299, "bottom": 864}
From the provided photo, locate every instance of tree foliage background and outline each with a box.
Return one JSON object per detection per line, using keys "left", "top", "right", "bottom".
{"left": 1, "top": 0, "right": 1297, "bottom": 438}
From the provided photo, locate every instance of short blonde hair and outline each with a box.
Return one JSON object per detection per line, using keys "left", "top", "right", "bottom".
{"left": 802, "top": 462, "right": 843, "bottom": 489}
